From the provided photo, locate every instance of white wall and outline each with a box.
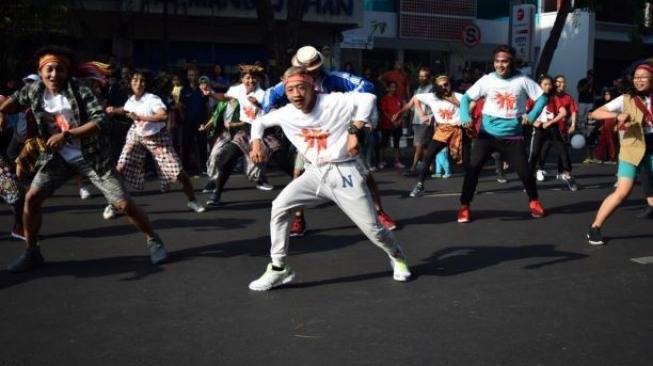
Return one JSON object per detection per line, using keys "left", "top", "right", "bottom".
{"left": 537, "top": 10, "right": 595, "bottom": 100}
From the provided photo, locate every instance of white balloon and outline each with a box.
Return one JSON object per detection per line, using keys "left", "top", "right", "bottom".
{"left": 570, "top": 134, "right": 586, "bottom": 149}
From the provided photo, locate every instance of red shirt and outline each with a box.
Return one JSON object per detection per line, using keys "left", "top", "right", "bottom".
{"left": 379, "top": 94, "right": 402, "bottom": 129}
{"left": 554, "top": 92, "right": 578, "bottom": 134}
{"left": 378, "top": 70, "right": 409, "bottom": 102}
{"left": 472, "top": 98, "right": 485, "bottom": 133}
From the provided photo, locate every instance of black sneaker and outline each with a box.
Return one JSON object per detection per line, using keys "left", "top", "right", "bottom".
{"left": 496, "top": 173, "right": 508, "bottom": 184}
{"left": 562, "top": 175, "right": 579, "bottom": 192}
{"left": 206, "top": 190, "right": 222, "bottom": 206}
{"left": 409, "top": 183, "right": 425, "bottom": 198}
{"left": 201, "top": 180, "right": 217, "bottom": 193}
{"left": 636, "top": 205, "right": 653, "bottom": 219}
{"left": 587, "top": 226, "right": 604, "bottom": 246}
{"left": 147, "top": 236, "right": 168, "bottom": 264}
{"left": 8, "top": 247, "right": 45, "bottom": 273}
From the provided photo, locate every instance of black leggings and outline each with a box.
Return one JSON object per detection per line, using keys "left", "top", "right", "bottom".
{"left": 212, "top": 142, "right": 244, "bottom": 193}
{"left": 460, "top": 132, "right": 538, "bottom": 205}
{"left": 529, "top": 125, "right": 571, "bottom": 174}
{"left": 418, "top": 135, "right": 470, "bottom": 184}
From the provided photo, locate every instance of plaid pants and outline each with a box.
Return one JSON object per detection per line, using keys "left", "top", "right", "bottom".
{"left": 0, "top": 156, "right": 22, "bottom": 205}
{"left": 117, "top": 127, "right": 182, "bottom": 191}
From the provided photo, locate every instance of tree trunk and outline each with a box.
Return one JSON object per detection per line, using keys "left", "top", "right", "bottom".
{"left": 284, "top": 0, "right": 305, "bottom": 68}
{"left": 256, "top": 0, "right": 305, "bottom": 81}
{"left": 255, "top": 1, "right": 282, "bottom": 79}
{"left": 534, "top": 0, "right": 572, "bottom": 77}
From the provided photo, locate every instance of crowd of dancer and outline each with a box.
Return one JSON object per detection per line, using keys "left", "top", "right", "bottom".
{"left": 0, "top": 43, "right": 651, "bottom": 291}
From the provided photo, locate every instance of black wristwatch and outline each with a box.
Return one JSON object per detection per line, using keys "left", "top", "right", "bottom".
{"left": 63, "top": 131, "right": 74, "bottom": 144}
{"left": 347, "top": 124, "right": 360, "bottom": 135}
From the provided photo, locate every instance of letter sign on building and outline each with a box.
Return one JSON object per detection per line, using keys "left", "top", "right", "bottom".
{"left": 461, "top": 23, "right": 481, "bottom": 48}
{"left": 510, "top": 4, "right": 536, "bottom": 62}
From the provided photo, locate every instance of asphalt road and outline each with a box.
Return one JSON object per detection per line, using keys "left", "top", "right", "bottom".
{"left": 1, "top": 162, "right": 651, "bottom": 366}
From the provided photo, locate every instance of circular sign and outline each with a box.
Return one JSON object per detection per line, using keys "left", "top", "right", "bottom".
{"left": 461, "top": 24, "right": 481, "bottom": 48}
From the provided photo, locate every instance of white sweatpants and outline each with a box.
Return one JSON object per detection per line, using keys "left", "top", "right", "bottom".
{"left": 269, "top": 159, "right": 403, "bottom": 267}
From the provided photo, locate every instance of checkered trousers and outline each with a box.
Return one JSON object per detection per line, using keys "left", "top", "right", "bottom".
{"left": 117, "top": 126, "right": 181, "bottom": 191}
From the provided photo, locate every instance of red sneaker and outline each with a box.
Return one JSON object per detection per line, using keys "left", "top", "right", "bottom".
{"left": 457, "top": 205, "right": 470, "bottom": 223}
{"left": 529, "top": 200, "right": 545, "bottom": 218}
{"left": 377, "top": 210, "right": 397, "bottom": 231}
{"left": 11, "top": 226, "right": 26, "bottom": 241}
{"left": 289, "top": 215, "right": 306, "bottom": 237}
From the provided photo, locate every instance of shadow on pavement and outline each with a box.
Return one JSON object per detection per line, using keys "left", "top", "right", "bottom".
{"left": 284, "top": 243, "right": 588, "bottom": 289}
{"left": 0, "top": 233, "right": 365, "bottom": 289}
{"left": 42, "top": 217, "right": 253, "bottom": 240}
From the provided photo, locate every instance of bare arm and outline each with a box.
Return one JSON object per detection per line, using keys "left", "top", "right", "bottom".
{"left": 0, "top": 97, "right": 20, "bottom": 131}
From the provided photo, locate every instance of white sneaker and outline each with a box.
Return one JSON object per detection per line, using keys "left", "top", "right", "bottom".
{"left": 256, "top": 182, "right": 274, "bottom": 191}
{"left": 390, "top": 256, "right": 411, "bottom": 282}
{"left": 248, "top": 263, "right": 296, "bottom": 291}
{"left": 187, "top": 200, "right": 206, "bottom": 213}
{"left": 535, "top": 169, "right": 546, "bottom": 182}
{"left": 394, "top": 161, "right": 406, "bottom": 169}
{"left": 102, "top": 205, "right": 117, "bottom": 220}
{"left": 79, "top": 186, "right": 92, "bottom": 200}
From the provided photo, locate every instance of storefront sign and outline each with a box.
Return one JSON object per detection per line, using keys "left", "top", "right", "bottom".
{"left": 510, "top": 4, "right": 536, "bottom": 62}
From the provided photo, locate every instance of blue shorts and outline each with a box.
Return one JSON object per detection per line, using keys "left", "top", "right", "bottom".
{"left": 617, "top": 153, "right": 653, "bottom": 180}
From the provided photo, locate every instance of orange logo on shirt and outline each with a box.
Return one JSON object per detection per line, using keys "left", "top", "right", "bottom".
{"left": 493, "top": 92, "right": 517, "bottom": 111}
{"left": 54, "top": 113, "right": 71, "bottom": 132}
{"left": 437, "top": 108, "right": 454, "bottom": 121}
{"left": 299, "top": 128, "right": 329, "bottom": 154}
{"left": 243, "top": 106, "right": 258, "bottom": 120}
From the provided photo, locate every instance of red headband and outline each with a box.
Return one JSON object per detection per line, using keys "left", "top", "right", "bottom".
{"left": 38, "top": 54, "right": 71, "bottom": 70}
{"left": 635, "top": 63, "right": 653, "bottom": 75}
{"left": 284, "top": 73, "right": 314, "bottom": 87}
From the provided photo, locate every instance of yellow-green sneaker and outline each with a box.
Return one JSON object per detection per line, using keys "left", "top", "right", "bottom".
{"left": 390, "top": 257, "right": 411, "bottom": 282}
{"left": 249, "top": 263, "right": 296, "bottom": 291}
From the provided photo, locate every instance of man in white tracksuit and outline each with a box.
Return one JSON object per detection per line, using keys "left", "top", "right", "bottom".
{"left": 248, "top": 66, "right": 411, "bottom": 291}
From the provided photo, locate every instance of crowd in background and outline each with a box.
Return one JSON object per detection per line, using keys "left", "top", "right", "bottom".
{"left": 0, "top": 49, "right": 632, "bottom": 185}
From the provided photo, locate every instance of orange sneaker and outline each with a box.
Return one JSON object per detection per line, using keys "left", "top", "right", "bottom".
{"left": 377, "top": 210, "right": 397, "bottom": 231}
{"left": 457, "top": 205, "right": 470, "bottom": 223}
{"left": 289, "top": 215, "right": 306, "bottom": 237}
{"left": 529, "top": 200, "right": 545, "bottom": 218}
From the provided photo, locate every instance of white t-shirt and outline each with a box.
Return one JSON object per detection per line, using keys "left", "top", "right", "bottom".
{"left": 466, "top": 72, "right": 543, "bottom": 119}
{"left": 42, "top": 90, "right": 82, "bottom": 162}
{"left": 225, "top": 84, "right": 265, "bottom": 124}
{"left": 415, "top": 92, "right": 463, "bottom": 125}
{"left": 124, "top": 93, "right": 167, "bottom": 136}
{"left": 604, "top": 95, "right": 653, "bottom": 134}
{"left": 253, "top": 92, "right": 376, "bottom": 165}
{"left": 411, "top": 84, "right": 434, "bottom": 125}
{"left": 536, "top": 101, "right": 556, "bottom": 123}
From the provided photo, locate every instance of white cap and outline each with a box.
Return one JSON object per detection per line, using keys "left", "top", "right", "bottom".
{"left": 22, "top": 74, "right": 40, "bottom": 83}
{"left": 291, "top": 46, "right": 324, "bottom": 71}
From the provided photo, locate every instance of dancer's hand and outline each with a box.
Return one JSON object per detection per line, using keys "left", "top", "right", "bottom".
{"left": 347, "top": 133, "right": 360, "bottom": 156}
{"left": 46, "top": 132, "right": 65, "bottom": 149}
{"left": 616, "top": 113, "right": 631, "bottom": 128}
{"left": 250, "top": 139, "right": 266, "bottom": 164}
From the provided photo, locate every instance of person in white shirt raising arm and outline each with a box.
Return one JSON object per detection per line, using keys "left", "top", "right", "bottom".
{"left": 457, "top": 45, "right": 548, "bottom": 223}
{"left": 247, "top": 66, "right": 411, "bottom": 291}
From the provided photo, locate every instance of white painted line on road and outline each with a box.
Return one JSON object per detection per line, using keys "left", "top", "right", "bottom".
{"left": 631, "top": 256, "right": 653, "bottom": 264}
{"left": 423, "top": 192, "right": 460, "bottom": 197}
